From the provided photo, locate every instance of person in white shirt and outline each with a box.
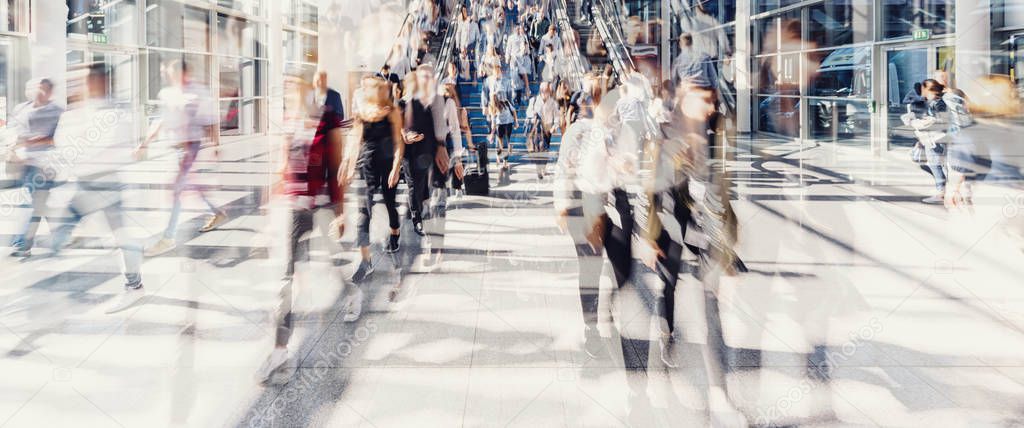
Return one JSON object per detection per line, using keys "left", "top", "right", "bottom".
{"left": 49, "top": 63, "right": 145, "bottom": 314}
{"left": 456, "top": 7, "right": 479, "bottom": 57}
{"left": 505, "top": 25, "right": 533, "bottom": 100}
{"left": 539, "top": 25, "right": 561, "bottom": 56}
{"left": 138, "top": 60, "right": 227, "bottom": 257}
{"left": 527, "top": 82, "right": 559, "bottom": 179}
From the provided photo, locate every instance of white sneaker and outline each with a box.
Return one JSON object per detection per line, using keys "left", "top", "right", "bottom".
{"left": 342, "top": 288, "right": 364, "bottom": 322}
{"left": 922, "top": 194, "right": 944, "bottom": 204}
{"left": 145, "top": 238, "right": 177, "bottom": 257}
{"left": 105, "top": 287, "right": 145, "bottom": 314}
{"left": 255, "top": 348, "right": 290, "bottom": 384}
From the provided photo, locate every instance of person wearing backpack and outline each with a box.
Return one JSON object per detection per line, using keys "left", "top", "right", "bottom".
{"left": 487, "top": 93, "right": 517, "bottom": 173}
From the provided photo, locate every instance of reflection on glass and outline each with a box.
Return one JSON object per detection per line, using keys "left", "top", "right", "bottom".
{"left": 146, "top": 1, "right": 210, "bottom": 51}
{"left": 285, "top": 0, "right": 318, "bottom": 31}
{"left": 67, "top": 0, "right": 138, "bottom": 46}
{"left": 283, "top": 31, "right": 318, "bottom": 65}
{"left": 1, "top": 0, "right": 27, "bottom": 32}
{"left": 883, "top": 0, "right": 954, "bottom": 39}
{"left": 217, "top": 13, "right": 263, "bottom": 58}
{"left": 806, "top": 0, "right": 873, "bottom": 48}
{"left": 808, "top": 47, "right": 871, "bottom": 98}
{"left": 216, "top": 0, "right": 261, "bottom": 16}
{"left": 147, "top": 52, "right": 211, "bottom": 101}
{"left": 809, "top": 99, "right": 871, "bottom": 144}
{"left": 219, "top": 58, "right": 263, "bottom": 99}
{"left": 757, "top": 95, "right": 800, "bottom": 137}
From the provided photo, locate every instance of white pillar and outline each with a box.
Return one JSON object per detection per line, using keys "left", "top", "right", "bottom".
{"left": 269, "top": 1, "right": 284, "bottom": 135}
{"left": 954, "top": 0, "right": 991, "bottom": 97}
{"left": 30, "top": 0, "right": 69, "bottom": 105}
{"left": 735, "top": 0, "right": 751, "bottom": 133}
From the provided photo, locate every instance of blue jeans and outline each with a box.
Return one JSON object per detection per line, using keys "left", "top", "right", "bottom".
{"left": 163, "top": 141, "right": 219, "bottom": 239}
{"left": 925, "top": 145, "right": 947, "bottom": 192}
{"left": 50, "top": 182, "right": 143, "bottom": 288}
{"left": 11, "top": 165, "right": 55, "bottom": 250}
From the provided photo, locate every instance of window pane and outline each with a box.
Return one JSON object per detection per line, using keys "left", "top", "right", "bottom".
{"left": 219, "top": 58, "right": 264, "bottom": 98}
{"left": 67, "top": 0, "right": 138, "bottom": 46}
{"left": 756, "top": 54, "right": 800, "bottom": 95}
{"left": 806, "top": 0, "right": 873, "bottom": 48}
{"left": 217, "top": 13, "right": 263, "bottom": 58}
{"left": 807, "top": 47, "right": 871, "bottom": 98}
{"left": 755, "top": 0, "right": 802, "bottom": 14}
{"left": 883, "top": 0, "right": 954, "bottom": 39}
{"left": 146, "top": 1, "right": 210, "bottom": 51}
{"left": 1, "top": 0, "right": 28, "bottom": 32}
{"left": 808, "top": 99, "right": 871, "bottom": 144}
{"left": 215, "top": 0, "right": 260, "bottom": 16}
{"left": 757, "top": 95, "right": 800, "bottom": 136}
{"left": 283, "top": 30, "right": 317, "bottom": 64}
{"left": 285, "top": 0, "right": 317, "bottom": 31}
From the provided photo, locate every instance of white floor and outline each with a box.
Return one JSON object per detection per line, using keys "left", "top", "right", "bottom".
{"left": 2, "top": 136, "right": 1024, "bottom": 427}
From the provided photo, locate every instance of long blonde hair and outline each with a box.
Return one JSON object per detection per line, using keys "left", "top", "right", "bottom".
{"left": 356, "top": 77, "right": 393, "bottom": 123}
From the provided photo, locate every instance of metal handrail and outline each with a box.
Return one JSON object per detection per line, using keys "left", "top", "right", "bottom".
{"left": 382, "top": 0, "right": 424, "bottom": 71}
{"left": 434, "top": 3, "right": 464, "bottom": 83}
{"left": 552, "top": 0, "right": 588, "bottom": 92}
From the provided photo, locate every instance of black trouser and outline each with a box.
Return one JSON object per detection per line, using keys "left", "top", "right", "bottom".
{"left": 603, "top": 189, "right": 634, "bottom": 289}
{"left": 652, "top": 187, "right": 694, "bottom": 336}
{"left": 426, "top": 146, "right": 452, "bottom": 250}
{"left": 357, "top": 158, "right": 400, "bottom": 247}
{"left": 474, "top": 139, "right": 489, "bottom": 172}
{"left": 404, "top": 152, "right": 433, "bottom": 223}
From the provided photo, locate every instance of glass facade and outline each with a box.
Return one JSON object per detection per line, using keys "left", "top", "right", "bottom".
{"left": 752, "top": 0, "right": 873, "bottom": 144}
{"left": 9, "top": 1, "right": 320, "bottom": 139}
{"left": 0, "top": 0, "right": 28, "bottom": 128}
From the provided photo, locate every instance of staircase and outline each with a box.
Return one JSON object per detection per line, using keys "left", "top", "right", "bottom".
{"left": 565, "top": 1, "right": 610, "bottom": 72}
{"left": 457, "top": 68, "right": 560, "bottom": 168}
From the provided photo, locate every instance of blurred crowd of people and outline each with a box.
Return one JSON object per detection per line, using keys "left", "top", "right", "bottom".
{"left": 3, "top": 2, "right": 1023, "bottom": 424}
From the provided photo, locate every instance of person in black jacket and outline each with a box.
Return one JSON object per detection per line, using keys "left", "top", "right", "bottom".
{"left": 401, "top": 65, "right": 450, "bottom": 237}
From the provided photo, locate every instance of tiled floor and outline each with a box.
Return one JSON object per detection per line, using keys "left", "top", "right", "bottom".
{"left": 2, "top": 136, "right": 1024, "bottom": 427}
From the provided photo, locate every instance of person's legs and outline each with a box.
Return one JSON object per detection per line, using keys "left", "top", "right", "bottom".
{"left": 603, "top": 189, "right": 634, "bottom": 288}
{"left": 356, "top": 166, "right": 377, "bottom": 251}
{"left": 102, "top": 191, "right": 144, "bottom": 289}
{"left": 163, "top": 143, "right": 200, "bottom": 240}
{"left": 925, "top": 146, "right": 947, "bottom": 193}
{"left": 12, "top": 165, "right": 53, "bottom": 251}
{"left": 411, "top": 155, "right": 432, "bottom": 227}
{"left": 381, "top": 162, "right": 401, "bottom": 232}
{"left": 276, "top": 209, "right": 314, "bottom": 347}
{"left": 426, "top": 149, "right": 451, "bottom": 257}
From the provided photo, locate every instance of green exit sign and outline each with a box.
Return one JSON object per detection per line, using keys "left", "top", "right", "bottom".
{"left": 89, "top": 33, "right": 108, "bottom": 44}
{"left": 912, "top": 29, "right": 931, "bottom": 41}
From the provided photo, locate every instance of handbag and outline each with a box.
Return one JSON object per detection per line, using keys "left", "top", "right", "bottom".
{"left": 462, "top": 148, "right": 489, "bottom": 196}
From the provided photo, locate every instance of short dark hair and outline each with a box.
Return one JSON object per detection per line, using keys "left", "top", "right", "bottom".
{"left": 38, "top": 78, "right": 54, "bottom": 91}
{"left": 681, "top": 34, "right": 693, "bottom": 47}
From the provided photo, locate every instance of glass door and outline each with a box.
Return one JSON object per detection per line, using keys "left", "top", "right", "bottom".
{"left": 882, "top": 43, "right": 954, "bottom": 150}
